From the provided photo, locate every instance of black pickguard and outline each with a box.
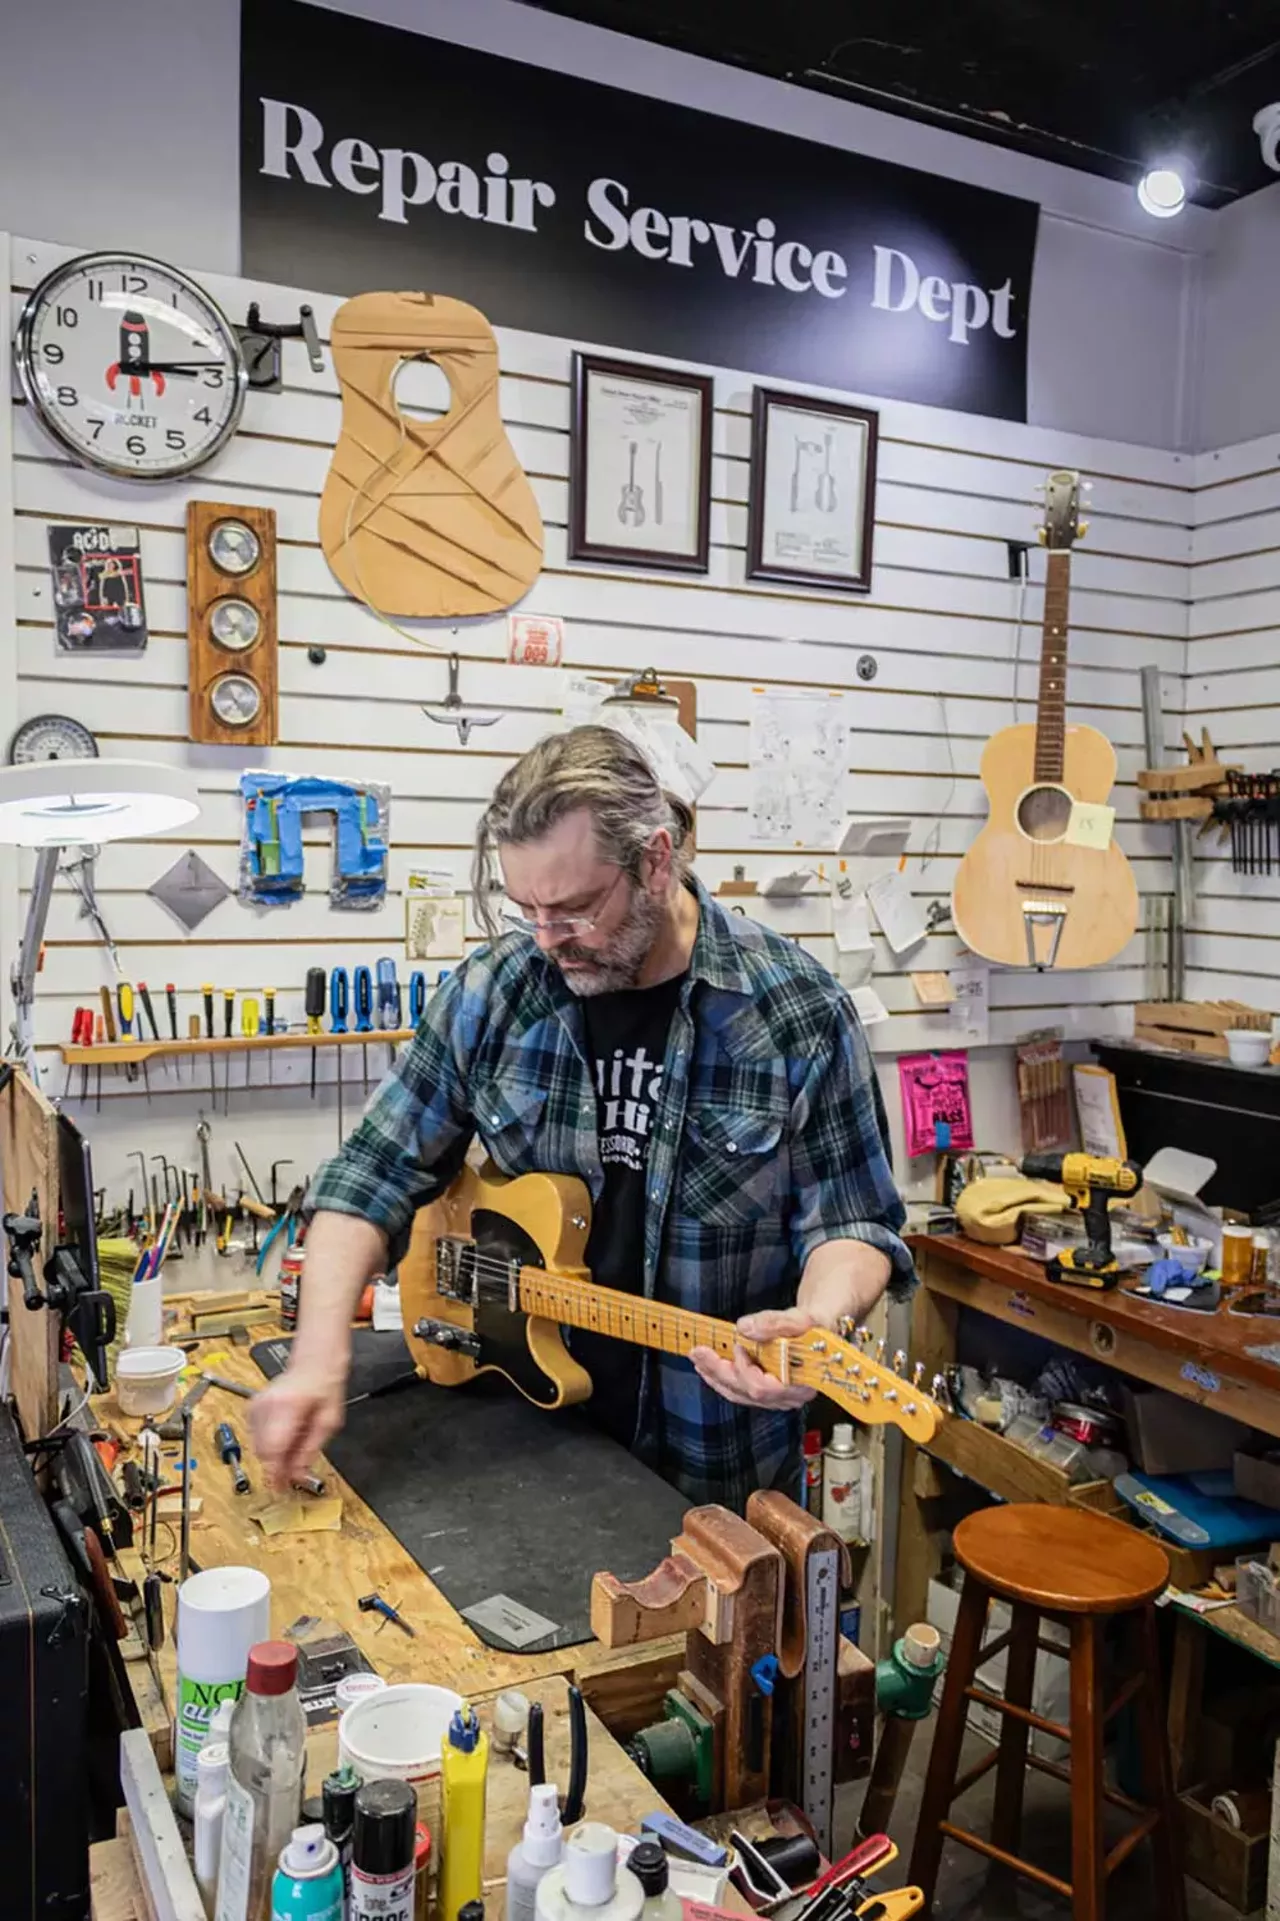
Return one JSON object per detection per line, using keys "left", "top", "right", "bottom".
{"left": 470, "top": 1207, "right": 562, "bottom": 1406}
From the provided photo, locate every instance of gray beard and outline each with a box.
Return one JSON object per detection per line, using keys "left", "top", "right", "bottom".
{"left": 554, "top": 885, "right": 663, "bottom": 997}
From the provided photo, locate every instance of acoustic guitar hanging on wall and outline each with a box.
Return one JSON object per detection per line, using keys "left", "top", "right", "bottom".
{"left": 951, "top": 470, "right": 1138, "bottom": 970}
{"left": 319, "top": 291, "right": 544, "bottom": 619}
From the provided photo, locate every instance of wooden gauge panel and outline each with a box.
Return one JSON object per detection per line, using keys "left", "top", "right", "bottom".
{"left": 187, "top": 500, "right": 278, "bottom": 746}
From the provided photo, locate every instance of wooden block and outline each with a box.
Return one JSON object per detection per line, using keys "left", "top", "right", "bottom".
{"left": 90, "top": 1837, "right": 144, "bottom": 1921}
{"left": 119, "top": 1731, "right": 205, "bottom": 1921}
{"left": 1140, "top": 796, "right": 1216, "bottom": 822}
{"left": 0, "top": 1068, "right": 60, "bottom": 1442}
{"left": 591, "top": 1552, "right": 708, "bottom": 1646}
{"left": 187, "top": 1304, "right": 274, "bottom": 1337}
{"left": 1137, "top": 763, "right": 1233, "bottom": 794}
{"left": 573, "top": 1636, "right": 685, "bottom": 1740}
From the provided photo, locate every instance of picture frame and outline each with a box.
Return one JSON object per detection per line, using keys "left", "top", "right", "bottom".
{"left": 569, "top": 353, "right": 713, "bottom": 572}
{"left": 745, "top": 389, "right": 879, "bottom": 593}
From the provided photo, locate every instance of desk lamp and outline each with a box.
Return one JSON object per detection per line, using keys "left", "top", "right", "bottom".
{"left": 0, "top": 758, "right": 200, "bottom": 1085}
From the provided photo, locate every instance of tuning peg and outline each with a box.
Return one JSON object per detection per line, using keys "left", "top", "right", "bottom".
{"left": 912, "top": 1361, "right": 925, "bottom": 1388}
{"left": 837, "top": 1316, "right": 855, "bottom": 1340}
{"left": 1078, "top": 519, "right": 1090, "bottom": 537}
{"left": 931, "top": 1371, "right": 952, "bottom": 1412}
{"left": 892, "top": 1349, "right": 907, "bottom": 1376}
{"left": 856, "top": 1324, "right": 872, "bottom": 1347}
{"left": 875, "top": 1338, "right": 887, "bottom": 1364}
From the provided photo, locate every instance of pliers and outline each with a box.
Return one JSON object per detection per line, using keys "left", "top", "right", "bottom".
{"left": 256, "top": 1181, "right": 307, "bottom": 1276}
{"left": 528, "top": 1684, "right": 588, "bottom": 1825}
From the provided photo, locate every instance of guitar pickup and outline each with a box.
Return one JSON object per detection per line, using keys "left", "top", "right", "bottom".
{"left": 413, "top": 1317, "right": 481, "bottom": 1358}
{"left": 435, "top": 1235, "right": 479, "bottom": 1304}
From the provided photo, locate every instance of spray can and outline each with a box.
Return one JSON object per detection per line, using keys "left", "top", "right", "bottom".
{"left": 803, "top": 1430, "right": 823, "bottom": 1513}
{"left": 271, "top": 1824, "right": 344, "bottom": 1921}
{"left": 175, "top": 1566, "right": 272, "bottom": 1816}
{"left": 351, "top": 1779, "right": 417, "bottom": 1921}
{"left": 822, "top": 1423, "right": 862, "bottom": 1544}
{"left": 322, "top": 1765, "right": 359, "bottom": 1912}
{"left": 279, "top": 1247, "right": 305, "bottom": 1331}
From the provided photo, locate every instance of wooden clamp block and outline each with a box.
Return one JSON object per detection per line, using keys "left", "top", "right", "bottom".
{"left": 591, "top": 1551, "right": 710, "bottom": 1647}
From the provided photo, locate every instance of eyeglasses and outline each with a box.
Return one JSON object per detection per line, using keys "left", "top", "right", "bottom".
{"left": 500, "top": 865, "right": 629, "bottom": 938}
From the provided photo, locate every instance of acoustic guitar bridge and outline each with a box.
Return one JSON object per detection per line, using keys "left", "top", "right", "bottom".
{"left": 1018, "top": 897, "right": 1068, "bottom": 968}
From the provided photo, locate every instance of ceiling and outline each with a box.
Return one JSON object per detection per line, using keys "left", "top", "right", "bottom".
{"left": 525, "top": 0, "right": 1280, "bottom": 207}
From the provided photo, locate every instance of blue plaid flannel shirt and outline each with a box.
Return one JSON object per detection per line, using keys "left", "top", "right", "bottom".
{"left": 310, "top": 879, "right": 915, "bottom": 1510}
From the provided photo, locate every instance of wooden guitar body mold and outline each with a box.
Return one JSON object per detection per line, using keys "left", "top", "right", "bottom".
{"left": 319, "top": 290, "right": 543, "bottom": 618}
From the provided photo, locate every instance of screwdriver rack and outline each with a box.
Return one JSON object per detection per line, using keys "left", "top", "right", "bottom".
{"left": 58, "top": 1031, "right": 415, "bottom": 1068}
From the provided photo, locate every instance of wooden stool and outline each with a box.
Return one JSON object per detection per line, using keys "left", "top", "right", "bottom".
{"left": 908, "top": 1505, "right": 1184, "bottom": 1921}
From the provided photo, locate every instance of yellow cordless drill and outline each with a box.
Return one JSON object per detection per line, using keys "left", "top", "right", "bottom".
{"left": 1021, "top": 1151, "right": 1143, "bottom": 1288}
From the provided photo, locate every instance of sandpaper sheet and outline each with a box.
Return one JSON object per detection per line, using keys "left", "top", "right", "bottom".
{"left": 252, "top": 1330, "right": 688, "bottom": 1653}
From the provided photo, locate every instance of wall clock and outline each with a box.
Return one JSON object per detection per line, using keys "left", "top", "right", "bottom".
{"left": 15, "top": 251, "right": 247, "bottom": 480}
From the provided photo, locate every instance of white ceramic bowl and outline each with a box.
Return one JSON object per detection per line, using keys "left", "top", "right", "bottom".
{"left": 1226, "top": 1028, "right": 1272, "bottom": 1067}
{"left": 115, "top": 1345, "right": 185, "bottom": 1415}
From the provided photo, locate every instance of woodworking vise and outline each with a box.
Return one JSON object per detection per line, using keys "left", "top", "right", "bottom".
{"left": 3, "top": 1192, "right": 115, "bottom": 1392}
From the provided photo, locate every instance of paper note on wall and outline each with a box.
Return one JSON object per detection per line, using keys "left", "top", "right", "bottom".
{"left": 850, "top": 984, "right": 890, "bottom": 1026}
{"left": 898, "top": 1050, "right": 975, "bottom": 1158}
{"left": 1072, "top": 1063, "right": 1126, "bottom": 1159}
{"left": 832, "top": 885, "right": 873, "bottom": 953}
{"left": 948, "top": 958, "right": 990, "bottom": 1046}
{"left": 748, "top": 689, "right": 849, "bottom": 846}
{"left": 866, "top": 870, "right": 927, "bottom": 957}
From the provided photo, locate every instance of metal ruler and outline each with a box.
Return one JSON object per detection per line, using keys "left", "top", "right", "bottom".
{"left": 800, "top": 1541, "right": 842, "bottom": 1858}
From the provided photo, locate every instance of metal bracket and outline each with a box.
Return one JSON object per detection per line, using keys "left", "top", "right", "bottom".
{"left": 236, "top": 302, "right": 324, "bottom": 390}
{"left": 421, "top": 652, "right": 501, "bottom": 747}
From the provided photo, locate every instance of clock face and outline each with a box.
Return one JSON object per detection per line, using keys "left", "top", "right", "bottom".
{"left": 210, "top": 672, "right": 263, "bottom": 728}
{"left": 15, "top": 252, "right": 247, "bottom": 480}
{"left": 210, "top": 597, "right": 261, "bottom": 652}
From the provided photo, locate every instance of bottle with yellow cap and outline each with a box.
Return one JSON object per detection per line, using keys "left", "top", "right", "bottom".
{"left": 441, "top": 1702, "right": 489, "bottom": 1921}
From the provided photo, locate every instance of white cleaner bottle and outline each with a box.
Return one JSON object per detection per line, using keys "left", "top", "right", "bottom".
{"left": 506, "top": 1783, "right": 563, "bottom": 1921}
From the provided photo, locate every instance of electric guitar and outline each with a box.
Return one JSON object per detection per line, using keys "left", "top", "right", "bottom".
{"left": 951, "top": 470, "right": 1138, "bottom": 969}
{"left": 397, "top": 1165, "right": 943, "bottom": 1443}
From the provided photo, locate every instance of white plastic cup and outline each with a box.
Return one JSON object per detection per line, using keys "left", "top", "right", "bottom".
{"left": 337, "top": 1681, "right": 462, "bottom": 1786}
{"left": 124, "top": 1276, "right": 163, "bottom": 1348}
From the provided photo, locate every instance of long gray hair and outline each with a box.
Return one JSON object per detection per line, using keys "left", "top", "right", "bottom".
{"left": 472, "top": 724, "right": 693, "bottom": 938}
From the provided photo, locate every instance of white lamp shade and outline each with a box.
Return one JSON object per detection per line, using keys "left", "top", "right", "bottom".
{"left": 0, "top": 758, "right": 200, "bottom": 847}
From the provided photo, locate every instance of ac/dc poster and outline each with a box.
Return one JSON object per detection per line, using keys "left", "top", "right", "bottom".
{"left": 47, "top": 523, "right": 148, "bottom": 654}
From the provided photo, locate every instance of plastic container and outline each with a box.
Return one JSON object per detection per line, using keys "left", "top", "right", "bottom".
{"left": 270, "top": 1824, "right": 344, "bottom": 1921}
{"left": 1004, "top": 1417, "right": 1090, "bottom": 1481}
{"left": 338, "top": 1681, "right": 462, "bottom": 1860}
{"left": 1226, "top": 1028, "right": 1271, "bottom": 1067}
{"left": 195, "top": 1741, "right": 230, "bottom": 1919}
{"left": 334, "top": 1672, "right": 387, "bottom": 1713}
{"left": 441, "top": 1703, "right": 489, "bottom": 1921}
{"left": 628, "top": 1842, "right": 682, "bottom": 1921}
{"left": 125, "top": 1275, "right": 164, "bottom": 1348}
{"left": 115, "top": 1344, "right": 185, "bottom": 1415}
{"left": 1154, "top": 1234, "right": 1214, "bottom": 1278}
{"left": 216, "top": 1642, "right": 307, "bottom": 1921}
{"left": 506, "top": 1781, "right": 563, "bottom": 1921}
{"left": 1221, "top": 1222, "right": 1254, "bottom": 1287}
{"left": 536, "top": 1825, "right": 644, "bottom": 1921}
{"left": 176, "top": 1566, "right": 272, "bottom": 1817}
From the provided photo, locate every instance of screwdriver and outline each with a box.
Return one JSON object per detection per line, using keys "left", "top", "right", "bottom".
{"left": 263, "top": 986, "right": 276, "bottom": 1085}
{"left": 353, "top": 965, "right": 373, "bottom": 1089}
{"left": 376, "top": 957, "right": 401, "bottom": 1069}
{"left": 137, "top": 981, "right": 167, "bottom": 1086}
{"left": 409, "top": 971, "right": 426, "bottom": 1026}
{"left": 201, "top": 985, "right": 217, "bottom": 1105}
{"left": 305, "top": 967, "right": 325, "bottom": 1098}
{"left": 330, "top": 967, "right": 350, "bottom": 1146}
{"left": 165, "top": 982, "right": 180, "bottom": 1085}
{"left": 117, "top": 982, "right": 149, "bottom": 1097}
{"left": 242, "top": 998, "right": 260, "bottom": 1091}
{"left": 214, "top": 1421, "right": 251, "bottom": 1495}
{"left": 223, "top": 988, "right": 235, "bottom": 1038}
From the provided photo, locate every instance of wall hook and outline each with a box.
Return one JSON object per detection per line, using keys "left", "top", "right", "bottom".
{"left": 421, "top": 652, "right": 502, "bottom": 747}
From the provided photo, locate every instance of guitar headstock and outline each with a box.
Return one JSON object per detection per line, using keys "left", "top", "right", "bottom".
{"left": 784, "top": 1324, "right": 944, "bottom": 1443}
{"left": 1038, "top": 469, "right": 1087, "bottom": 551}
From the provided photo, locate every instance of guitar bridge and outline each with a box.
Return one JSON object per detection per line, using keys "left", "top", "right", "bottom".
{"left": 1020, "top": 898, "right": 1067, "bottom": 968}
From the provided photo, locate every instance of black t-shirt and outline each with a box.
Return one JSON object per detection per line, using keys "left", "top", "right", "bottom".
{"left": 576, "top": 973, "right": 685, "bottom": 1449}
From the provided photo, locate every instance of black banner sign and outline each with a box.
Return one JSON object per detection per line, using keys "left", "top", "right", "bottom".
{"left": 240, "top": 0, "right": 1040, "bottom": 420}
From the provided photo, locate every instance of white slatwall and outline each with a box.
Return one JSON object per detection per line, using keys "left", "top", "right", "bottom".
{"left": 5, "top": 232, "right": 1196, "bottom": 1215}
{"left": 1186, "top": 430, "right": 1280, "bottom": 1011}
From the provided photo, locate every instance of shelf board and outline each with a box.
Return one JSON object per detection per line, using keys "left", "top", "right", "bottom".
{"left": 60, "top": 1030, "right": 415, "bottom": 1066}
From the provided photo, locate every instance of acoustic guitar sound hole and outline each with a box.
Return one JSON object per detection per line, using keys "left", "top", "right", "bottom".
{"left": 1016, "top": 785, "right": 1073, "bottom": 842}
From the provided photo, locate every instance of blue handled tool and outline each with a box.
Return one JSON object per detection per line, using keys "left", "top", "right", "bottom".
{"left": 354, "top": 965, "right": 373, "bottom": 1087}
{"left": 329, "top": 966, "right": 349, "bottom": 1032}
{"left": 376, "top": 958, "right": 401, "bottom": 1068}
{"left": 409, "top": 971, "right": 426, "bottom": 1024}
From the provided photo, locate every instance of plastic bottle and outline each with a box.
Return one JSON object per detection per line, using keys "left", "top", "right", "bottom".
{"left": 802, "top": 1430, "right": 823, "bottom": 1513}
{"left": 441, "top": 1703, "right": 490, "bottom": 1921}
{"left": 626, "top": 1843, "right": 681, "bottom": 1921}
{"left": 215, "top": 1642, "right": 308, "bottom": 1921}
{"left": 271, "top": 1825, "right": 344, "bottom": 1921}
{"left": 535, "top": 1824, "right": 643, "bottom": 1921}
{"left": 207, "top": 1697, "right": 238, "bottom": 1748}
{"left": 322, "top": 1765, "right": 359, "bottom": 1914}
{"left": 506, "top": 1782, "right": 563, "bottom": 1921}
{"left": 194, "top": 1741, "right": 230, "bottom": 1919}
{"left": 822, "top": 1423, "right": 862, "bottom": 1543}
{"left": 350, "top": 1778, "right": 417, "bottom": 1921}
{"left": 176, "top": 1566, "right": 271, "bottom": 1816}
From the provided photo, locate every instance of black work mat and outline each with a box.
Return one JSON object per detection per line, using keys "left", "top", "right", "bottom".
{"left": 251, "top": 1330, "right": 688, "bottom": 1654}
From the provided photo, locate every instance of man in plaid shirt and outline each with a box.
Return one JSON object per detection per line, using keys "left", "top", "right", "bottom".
{"left": 253, "top": 726, "right": 914, "bottom": 1510}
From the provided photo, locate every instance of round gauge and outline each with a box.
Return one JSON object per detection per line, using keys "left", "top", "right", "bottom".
{"left": 208, "top": 519, "right": 261, "bottom": 577}
{"left": 7, "top": 713, "right": 100, "bottom": 765}
{"left": 209, "top": 597, "right": 261, "bottom": 652}
{"left": 210, "top": 673, "right": 263, "bottom": 729}
{"left": 14, "top": 251, "right": 247, "bottom": 481}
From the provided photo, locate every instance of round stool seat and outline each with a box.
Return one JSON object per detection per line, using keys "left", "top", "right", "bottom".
{"left": 953, "top": 1505, "right": 1169, "bottom": 1614}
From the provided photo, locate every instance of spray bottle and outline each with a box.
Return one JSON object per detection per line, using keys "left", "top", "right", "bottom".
{"left": 271, "top": 1824, "right": 344, "bottom": 1921}
{"left": 506, "top": 1782, "right": 563, "bottom": 1921}
{"left": 441, "top": 1702, "right": 490, "bottom": 1921}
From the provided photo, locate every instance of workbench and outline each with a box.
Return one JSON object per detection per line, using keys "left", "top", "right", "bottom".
{"left": 94, "top": 1321, "right": 686, "bottom": 1770}
{"left": 893, "top": 1232, "right": 1280, "bottom": 1796}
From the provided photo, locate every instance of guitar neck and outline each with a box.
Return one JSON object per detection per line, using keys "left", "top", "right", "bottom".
{"left": 518, "top": 1268, "right": 785, "bottom": 1376}
{"left": 1034, "top": 548, "right": 1072, "bottom": 783}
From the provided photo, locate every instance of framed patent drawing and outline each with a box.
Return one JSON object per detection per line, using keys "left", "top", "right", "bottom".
{"left": 569, "top": 353, "right": 713, "bottom": 572}
{"left": 746, "top": 389, "right": 879, "bottom": 593}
